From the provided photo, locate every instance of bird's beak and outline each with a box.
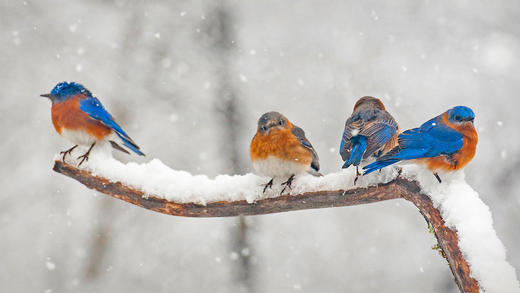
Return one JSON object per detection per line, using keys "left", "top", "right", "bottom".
{"left": 40, "top": 93, "right": 54, "bottom": 99}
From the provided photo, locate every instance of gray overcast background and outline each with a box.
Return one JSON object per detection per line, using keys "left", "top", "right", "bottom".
{"left": 1, "top": 0, "right": 519, "bottom": 292}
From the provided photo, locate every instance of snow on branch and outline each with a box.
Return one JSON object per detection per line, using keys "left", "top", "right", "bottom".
{"left": 53, "top": 159, "right": 480, "bottom": 292}
{"left": 51, "top": 147, "right": 519, "bottom": 293}
{"left": 54, "top": 160, "right": 413, "bottom": 217}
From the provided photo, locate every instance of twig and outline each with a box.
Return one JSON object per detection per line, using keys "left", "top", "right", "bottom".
{"left": 52, "top": 160, "right": 479, "bottom": 292}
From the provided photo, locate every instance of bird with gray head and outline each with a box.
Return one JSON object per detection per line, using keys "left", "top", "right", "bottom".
{"left": 250, "top": 111, "right": 321, "bottom": 194}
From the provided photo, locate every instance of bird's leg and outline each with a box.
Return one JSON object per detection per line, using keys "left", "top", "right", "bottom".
{"left": 354, "top": 166, "right": 361, "bottom": 185}
{"left": 60, "top": 145, "right": 78, "bottom": 162}
{"left": 77, "top": 142, "right": 96, "bottom": 167}
{"left": 262, "top": 178, "right": 274, "bottom": 193}
{"left": 280, "top": 174, "right": 295, "bottom": 195}
{"left": 433, "top": 172, "right": 442, "bottom": 183}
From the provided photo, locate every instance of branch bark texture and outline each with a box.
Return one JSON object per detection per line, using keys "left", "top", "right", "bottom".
{"left": 52, "top": 160, "right": 479, "bottom": 293}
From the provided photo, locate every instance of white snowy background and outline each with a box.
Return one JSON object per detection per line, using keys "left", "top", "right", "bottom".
{"left": 1, "top": 0, "right": 519, "bottom": 292}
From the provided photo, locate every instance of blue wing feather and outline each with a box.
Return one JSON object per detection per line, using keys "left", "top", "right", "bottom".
{"left": 399, "top": 117, "right": 463, "bottom": 157}
{"left": 79, "top": 96, "right": 144, "bottom": 156}
{"left": 79, "top": 97, "right": 129, "bottom": 138}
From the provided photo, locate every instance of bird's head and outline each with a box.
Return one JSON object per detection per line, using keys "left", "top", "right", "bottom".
{"left": 257, "top": 111, "right": 291, "bottom": 135}
{"left": 40, "top": 82, "right": 91, "bottom": 102}
{"left": 447, "top": 106, "right": 475, "bottom": 125}
{"left": 353, "top": 96, "right": 386, "bottom": 112}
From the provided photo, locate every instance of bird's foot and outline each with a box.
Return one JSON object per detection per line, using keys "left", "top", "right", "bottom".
{"left": 280, "top": 174, "right": 295, "bottom": 195}
{"left": 354, "top": 166, "right": 361, "bottom": 185}
{"left": 77, "top": 143, "right": 96, "bottom": 167}
{"left": 60, "top": 145, "right": 78, "bottom": 162}
{"left": 433, "top": 172, "right": 442, "bottom": 183}
{"left": 262, "top": 178, "right": 274, "bottom": 193}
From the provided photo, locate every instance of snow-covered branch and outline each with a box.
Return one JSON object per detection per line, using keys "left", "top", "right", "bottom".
{"left": 53, "top": 159, "right": 480, "bottom": 292}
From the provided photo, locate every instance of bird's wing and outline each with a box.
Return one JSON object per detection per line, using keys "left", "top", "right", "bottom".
{"left": 291, "top": 125, "right": 320, "bottom": 172}
{"left": 79, "top": 96, "right": 144, "bottom": 156}
{"left": 363, "top": 116, "right": 463, "bottom": 175}
{"left": 340, "top": 110, "right": 397, "bottom": 160}
{"left": 359, "top": 112, "right": 398, "bottom": 159}
{"left": 384, "top": 117, "right": 463, "bottom": 161}
{"left": 339, "top": 112, "right": 370, "bottom": 161}
{"left": 339, "top": 129, "right": 353, "bottom": 161}
{"left": 79, "top": 96, "right": 129, "bottom": 138}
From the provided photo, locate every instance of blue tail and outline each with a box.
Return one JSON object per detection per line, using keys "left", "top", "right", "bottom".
{"left": 363, "top": 147, "right": 433, "bottom": 174}
{"left": 363, "top": 159, "right": 399, "bottom": 175}
{"left": 116, "top": 133, "right": 145, "bottom": 156}
{"left": 342, "top": 136, "right": 367, "bottom": 169}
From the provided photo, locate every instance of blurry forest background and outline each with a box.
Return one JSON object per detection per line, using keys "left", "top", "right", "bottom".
{"left": 1, "top": 0, "right": 519, "bottom": 292}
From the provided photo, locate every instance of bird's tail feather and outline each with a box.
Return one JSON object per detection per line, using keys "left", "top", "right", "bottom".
{"left": 307, "top": 169, "right": 323, "bottom": 177}
{"left": 115, "top": 132, "right": 145, "bottom": 156}
{"left": 109, "top": 141, "right": 130, "bottom": 154}
{"left": 342, "top": 136, "right": 367, "bottom": 169}
{"left": 363, "top": 159, "right": 398, "bottom": 175}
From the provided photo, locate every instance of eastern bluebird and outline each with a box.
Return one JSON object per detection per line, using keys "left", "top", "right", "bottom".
{"left": 41, "top": 82, "right": 145, "bottom": 166}
{"left": 363, "top": 106, "right": 478, "bottom": 183}
{"left": 250, "top": 111, "right": 321, "bottom": 194}
{"left": 340, "top": 96, "right": 399, "bottom": 182}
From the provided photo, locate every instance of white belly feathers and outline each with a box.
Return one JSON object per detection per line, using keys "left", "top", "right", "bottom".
{"left": 252, "top": 156, "right": 309, "bottom": 178}
{"left": 60, "top": 129, "right": 98, "bottom": 146}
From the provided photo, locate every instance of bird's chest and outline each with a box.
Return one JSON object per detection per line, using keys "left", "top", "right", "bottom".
{"left": 449, "top": 129, "right": 478, "bottom": 170}
{"left": 51, "top": 99, "right": 111, "bottom": 141}
{"left": 250, "top": 129, "right": 312, "bottom": 177}
{"left": 250, "top": 130, "right": 310, "bottom": 162}
{"left": 418, "top": 128, "right": 478, "bottom": 172}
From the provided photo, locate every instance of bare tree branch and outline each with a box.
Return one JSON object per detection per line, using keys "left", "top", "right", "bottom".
{"left": 52, "top": 160, "right": 479, "bottom": 293}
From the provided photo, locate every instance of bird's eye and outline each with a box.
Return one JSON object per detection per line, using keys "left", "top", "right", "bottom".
{"left": 261, "top": 126, "right": 267, "bottom": 131}
{"left": 278, "top": 120, "right": 284, "bottom": 126}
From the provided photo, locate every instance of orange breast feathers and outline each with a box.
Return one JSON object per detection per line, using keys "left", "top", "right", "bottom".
{"left": 51, "top": 96, "right": 112, "bottom": 140}
{"left": 250, "top": 126, "right": 313, "bottom": 166}
{"left": 417, "top": 114, "right": 478, "bottom": 172}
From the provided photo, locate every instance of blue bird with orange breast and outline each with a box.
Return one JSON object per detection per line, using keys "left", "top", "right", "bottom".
{"left": 340, "top": 96, "right": 399, "bottom": 182}
{"left": 250, "top": 111, "right": 321, "bottom": 194}
{"left": 363, "top": 106, "right": 478, "bottom": 183}
{"left": 41, "top": 82, "right": 145, "bottom": 166}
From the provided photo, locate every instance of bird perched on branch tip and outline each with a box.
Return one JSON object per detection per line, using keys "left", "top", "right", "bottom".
{"left": 41, "top": 81, "right": 145, "bottom": 166}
